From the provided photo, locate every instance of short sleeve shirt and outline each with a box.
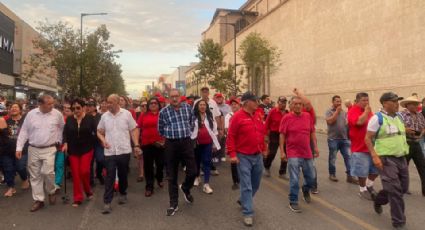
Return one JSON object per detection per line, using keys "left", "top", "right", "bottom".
{"left": 97, "top": 108, "right": 137, "bottom": 156}
{"left": 279, "top": 112, "right": 314, "bottom": 159}
{"left": 325, "top": 107, "right": 348, "bottom": 139}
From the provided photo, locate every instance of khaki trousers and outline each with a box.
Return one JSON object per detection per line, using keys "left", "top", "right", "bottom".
{"left": 28, "top": 146, "right": 57, "bottom": 202}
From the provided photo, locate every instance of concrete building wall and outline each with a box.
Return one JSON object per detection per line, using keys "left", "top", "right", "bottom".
{"left": 207, "top": 0, "right": 425, "bottom": 131}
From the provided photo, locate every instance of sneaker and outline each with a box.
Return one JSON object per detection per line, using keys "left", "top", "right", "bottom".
{"left": 243, "top": 216, "right": 253, "bottom": 227}
{"left": 359, "top": 191, "right": 372, "bottom": 200}
{"left": 311, "top": 188, "right": 319, "bottom": 194}
{"left": 118, "top": 195, "right": 127, "bottom": 205}
{"left": 374, "top": 202, "right": 383, "bottom": 214}
{"left": 264, "top": 169, "right": 271, "bottom": 177}
{"left": 289, "top": 203, "right": 302, "bottom": 213}
{"left": 221, "top": 157, "right": 226, "bottom": 162}
{"left": 236, "top": 199, "right": 242, "bottom": 207}
{"left": 200, "top": 170, "right": 204, "bottom": 176}
{"left": 203, "top": 184, "right": 213, "bottom": 194}
{"left": 179, "top": 185, "right": 194, "bottom": 204}
{"left": 193, "top": 177, "right": 201, "bottom": 187}
{"left": 329, "top": 175, "right": 338, "bottom": 182}
{"left": 102, "top": 203, "right": 112, "bottom": 214}
{"left": 212, "top": 157, "right": 219, "bottom": 163}
{"left": 303, "top": 191, "right": 311, "bottom": 203}
{"left": 346, "top": 176, "right": 359, "bottom": 185}
{"left": 211, "top": 170, "right": 220, "bottom": 176}
{"left": 232, "top": 183, "right": 240, "bottom": 190}
{"left": 166, "top": 206, "right": 179, "bottom": 216}
{"left": 392, "top": 224, "right": 406, "bottom": 230}
{"left": 367, "top": 186, "right": 377, "bottom": 200}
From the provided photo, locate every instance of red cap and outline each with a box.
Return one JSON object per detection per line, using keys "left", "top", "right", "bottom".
{"left": 214, "top": 93, "right": 224, "bottom": 98}
{"left": 229, "top": 97, "right": 240, "bottom": 105}
{"left": 158, "top": 97, "right": 166, "bottom": 103}
{"left": 180, "top": 96, "right": 187, "bottom": 101}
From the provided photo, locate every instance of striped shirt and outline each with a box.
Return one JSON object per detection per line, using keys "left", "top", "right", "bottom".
{"left": 158, "top": 103, "right": 194, "bottom": 139}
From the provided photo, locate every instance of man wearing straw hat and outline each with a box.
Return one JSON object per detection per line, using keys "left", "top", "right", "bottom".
{"left": 399, "top": 95, "right": 425, "bottom": 197}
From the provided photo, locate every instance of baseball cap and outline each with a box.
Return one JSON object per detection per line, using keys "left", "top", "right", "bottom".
{"left": 379, "top": 92, "right": 404, "bottom": 104}
{"left": 241, "top": 92, "right": 258, "bottom": 102}
{"left": 214, "top": 93, "right": 224, "bottom": 98}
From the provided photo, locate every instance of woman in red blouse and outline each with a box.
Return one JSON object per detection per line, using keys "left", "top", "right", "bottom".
{"left": 136, "top": 97, "right": 165, "bottom": 197}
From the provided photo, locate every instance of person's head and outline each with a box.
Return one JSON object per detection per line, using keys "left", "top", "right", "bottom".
{"left": 9, "top": 102, "right": 22, "bottom": 117}
{"left": 261, "top": 95, "right": 271, "bottom": 105}
{"left": 277, "top": 96, "right": 287, "bottom": 110}
{"left": 200, "top": 87, "right": 210, "bottom": 100}
{"left": 72, "top": 98, "right": 86, "bottom": 117}
{"left": 344, "top": 99, "right": 352, "bottom": 109}
{"left": 241, "top": 92, "right": 259, "bottom": 113}
{"left": 146, "top": 97, "right": 160, "bottom": 113}
{"left": 107, "top": 94, "right": 121, "bottom": 114}
{"left": 400, "top": 96, "right": 421, "bottom": 113}
{"left": 194, "top": 99, "right": 208, "bottom": 114}
{"left": 229, "top": 98, "right": 241, "bottom": 112}
{"left": 0, "top": 95, "right": 5, "bottom": 103}
{"left": 62, "top": 102, "right": 72, "bottom": 117}
{"left": 355, "top": 92, "right": 369, "bottom": 109}
{"left": 290, "top": 96, "right": 304, "bottom": 115}
{"left": 214, "top": 93, "right": 224, "bottom": 105}
{"left": 141, "top": 101, "right": 148, "bottom": 113}
{"left": 169, "top": 89, "right": 181, "bottom": 107}
{"left": 38, "top": 94, "right": 54, "bottom": 113}
{"left": 332, "top": 95, "right": 342, "bottom": 108}
{"left": 380, "top": 92, "right": 403, "bottom": 114}
{"left": 194, "top": 99, "right": 214, "bottom": 129}
{"left": 87, "top": 101, "right": 97, "bottom": 114}
{"left": 100, "top": 99, "right": 108, "bottom": 113}
{"left": 119, "top": 96, "right": 129, "bottom": 109}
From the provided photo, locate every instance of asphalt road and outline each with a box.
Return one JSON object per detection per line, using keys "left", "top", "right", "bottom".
{"left": 0, "top": 134, "right": 424, "bottom": 230}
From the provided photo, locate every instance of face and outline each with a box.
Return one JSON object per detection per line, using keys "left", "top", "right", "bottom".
{"left": 357, "top": 97, "right": 369, "bottom": 108}
{"left": 263, "top": 97, "right": 271, "bottom": 105}
{"left": 10, "top": 104, "right": 21, "bottom": 116}
{"left": 246, "top": 100, "right": 258, "bottom": 111}
{"left": 63, "top": 103, "right": 73, "bottom": 117}
{"left": 291, "top": 98, "right": 304, "bottom": 114}
{"left": 231, "top": 101, "right": 240, "bottom": 112}
{"left": 72, "top": 103, "right": 84, "bottom": 116}
{"left": 100, "top": 101, "right": 108, "bottom": 112}
{"left": 169, "top": 91, "right": 181, "bottom": 107}
{"left": 119, "top": 97, "right": 126, "bottom": 108}
{"left": 198, "top": 101, "right": 208, "bottom": 113}
{"left": 215, "top": 96, "right": 224, "bottom": 104}
{"left": 107, "top": 96, "right": 120, "bottom": 113}
{"left": 406, "top": 103, "right": 419, "bottom": 113}
{"left": 278, "top": 98, "right": 287, "bottom": 110}
{"left": 333, "top": 98, "right": 342, "bottom": 108}
{"left": 383, "top": 100, "right": 399, "bottom": 113}
{"left": 201, "top": 90, "right": 209, "bottom": 99}
{"left": 39, "top": 97, "right": 54, "bottom": 113}
{"left": 147, "top": 101, "right": 157, "bottom": 112}
{"left": 88, "top": 105, "right": 96, "bottom": 114}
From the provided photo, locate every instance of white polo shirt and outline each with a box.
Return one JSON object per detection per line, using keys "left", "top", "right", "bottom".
{"left": 97, "top": 108, "right": 137, "bottom": 156}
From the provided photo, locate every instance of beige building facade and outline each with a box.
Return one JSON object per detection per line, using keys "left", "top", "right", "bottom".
{"left": 201, "top": 0, "right": 425, "bottom": 130}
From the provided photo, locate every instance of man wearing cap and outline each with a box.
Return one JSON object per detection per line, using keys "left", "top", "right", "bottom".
{"left": 365, "top": 92, "right": 409, "bottom": 230}
{"left": 226, "top": 92, "right": 267, "bottom": 227}
{"left": 347, "top": 92, "right": 378, "bottom": 200}
{"left": 263, "top": 96, "right": 289, "bottom": 178}
{"left": 399, "top": 96, "right": 425, "bottom": 197}
{"left": 325, "top": 95, "right": 357, "bottom": 184}
{"left": 224, "top": 97, "right": 241, "bottom": 189}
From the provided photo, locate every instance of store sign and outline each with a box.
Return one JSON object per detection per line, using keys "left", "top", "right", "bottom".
{"left": 0, "top": 11, "right": 15, "bottom": 75}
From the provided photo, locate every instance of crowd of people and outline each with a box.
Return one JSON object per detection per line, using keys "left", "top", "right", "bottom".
{"left": 0, "top": 88, "right": 424, "bottom": 229}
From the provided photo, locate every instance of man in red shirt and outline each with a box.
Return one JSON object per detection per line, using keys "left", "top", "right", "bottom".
{"left": 264, "top": 96, "right": 288, "bottom": 178}
{"left": 226, "top": 91, "right": 267, "bottom": 227}
{"left": 279, "top": 96, "right": 319, "bottom": 213}
{"left": 347, "top": 92, "right": 378, "bottom": 200}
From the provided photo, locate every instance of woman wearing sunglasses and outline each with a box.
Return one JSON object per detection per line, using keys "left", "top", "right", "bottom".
{"left": 62, "top": 98, "right": 97, "bottom": 207}
{"left": 136, "top": 97, "right": 165, "bottom": 197}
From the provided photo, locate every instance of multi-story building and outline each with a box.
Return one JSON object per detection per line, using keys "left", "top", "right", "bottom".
{"left": 201, "top": 0, "right": 425, "bottom": 130}
{"left": 0, "top": 2, "right": 58, "bottom": 100}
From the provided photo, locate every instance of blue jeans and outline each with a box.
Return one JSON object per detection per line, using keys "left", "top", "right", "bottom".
{"left": 0, "top": 153, "right": 28, "bottom": 187}
{"left": 288, "top": 158, "right": 315, "bottom": 204}
{"left": 55, "top": 151, "right": 65, "bottom": 186}
{"left": 328, "top": 139, "right": 351, "bottom": 176}
{"left": 195, "top": 144, "right": 212, "bottom": 183}
{"left": 237, "top": 153, "right": 263, "bottom": 217}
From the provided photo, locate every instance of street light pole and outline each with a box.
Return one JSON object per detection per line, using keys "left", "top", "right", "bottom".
{"left": 80, "top": 12, "right": 107, "bottom": 96}
{"left": 220, "top": 23, "right": 237, "bottom": 96}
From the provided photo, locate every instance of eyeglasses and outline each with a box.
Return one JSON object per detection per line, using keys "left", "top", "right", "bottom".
{"left": 149, "top": 102, "right": 158, "bottom": 105}
{"left": 141, "top": 104, "right": 148, "bottom": 107}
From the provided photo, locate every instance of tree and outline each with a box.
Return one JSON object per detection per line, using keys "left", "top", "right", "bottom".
{"left": 195, "top": 39, "right": 243, "bottom": 96}
{"left": 25, "top": 20, "right": 126, "bottom": 98}
{"left": 238, "top": 32, "right": 281, "bottom": 95}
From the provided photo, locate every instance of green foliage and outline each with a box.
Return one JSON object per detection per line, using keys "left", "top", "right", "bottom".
{"left": 25, "top": 20, "right": 126, "bottom": 98}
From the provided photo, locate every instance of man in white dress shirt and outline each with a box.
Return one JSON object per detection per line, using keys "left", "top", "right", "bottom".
{"left": 16, "top": 94, "right": 65, "bottom": 212}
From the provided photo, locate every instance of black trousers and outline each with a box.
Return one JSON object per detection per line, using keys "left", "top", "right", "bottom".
{"left": 375, "top": 156, "right": 409, "bottom": 226}
{"left": 231, "top": 162, "right": 239, "bottom": 184}
{"left": 103, "top": 154, "right": 130, "bottom": 204}
{"left": 263, "top": 132, "right": 287, "bottom": 175}
{"left": 165, "top": 138, "right": 197, "bottom": 207}
{"left": 142, "top": 144, "right": 164, "bottom": 191}
{"left": 406, "top": 141, "right": 425, "bottom": 194}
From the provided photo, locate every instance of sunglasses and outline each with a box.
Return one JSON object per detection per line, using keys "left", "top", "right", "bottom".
{"left": 149, "top": 102, "right": 158, "bottom": 105}
{"left": 71, "top": 106, "right": 82, "bottom": 111}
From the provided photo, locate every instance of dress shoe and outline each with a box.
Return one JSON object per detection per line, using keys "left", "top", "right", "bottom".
{"left": 30, "top": 201, "right": 45, "bottom": 212}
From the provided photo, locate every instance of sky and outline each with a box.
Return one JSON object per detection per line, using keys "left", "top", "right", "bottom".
{"left": 2, "top": 0, "right": 246, "bottom": 98}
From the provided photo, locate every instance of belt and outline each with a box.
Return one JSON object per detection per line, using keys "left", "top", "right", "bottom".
{"left": 29, "top": 144, "right": 57, "bottom": 149}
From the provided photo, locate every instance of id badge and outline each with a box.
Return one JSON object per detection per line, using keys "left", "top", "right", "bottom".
{"left": 385, "top": 125, "right": 398, "bottom": 135}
